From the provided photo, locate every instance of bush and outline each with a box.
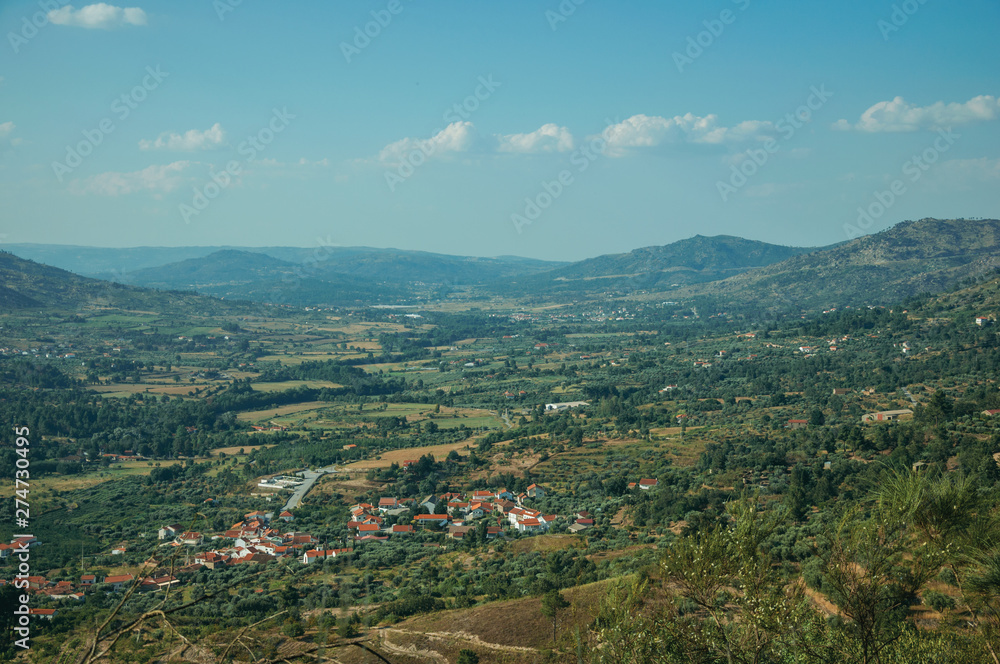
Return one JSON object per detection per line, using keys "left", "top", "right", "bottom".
{"left": 457, "top": 650, "right": 480, "bottom": 664}
{"left": 923, "top": 590, "right": 956, "bottom": 613}
{"left": 937, "top": 567, "right": 958, "bottom": 586}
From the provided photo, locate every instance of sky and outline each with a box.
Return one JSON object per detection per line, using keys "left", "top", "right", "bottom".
{"left": 0, "top": 0, "right": 998, "bottom": 262}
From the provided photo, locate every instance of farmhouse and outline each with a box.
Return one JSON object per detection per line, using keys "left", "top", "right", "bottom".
{"left": 861, "top": 409, "right": 913, "bottom": 423}
{"left": 104, "top": 574, "right": 135, "bottom": 591}
{"left": 158, "top": 524, "right": 183, "bottom": 540}
{"left": 544, "top": 401, "right": 589, "bottom": 412}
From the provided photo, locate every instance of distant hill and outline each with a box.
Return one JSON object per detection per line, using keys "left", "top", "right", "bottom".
{"left": 0, "top": 250, "right": 211, "bottom": 312}
{"left": 505, "top": 235, "right": 821, "bottom": 295}
{"left": 102, "top": 250, "right": 299, "bottom": 288}
{"left": 6, "top": 244, "right": 564, "bottom": 286}
{"left": 678, "top": 218, "right": 1000, "bottom": 310}
{"left": 113, "top": 250, "right": 414, "bottom": 306}
{"left": 8, "top": 219, "right": 997, "bottom": 311}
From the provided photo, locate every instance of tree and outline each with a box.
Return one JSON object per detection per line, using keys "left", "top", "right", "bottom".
{"left": 541, "top": 589, "right": 570, "bottom": 643}
{"left": 457, "top": 649, "right": 480, "bottom": 664}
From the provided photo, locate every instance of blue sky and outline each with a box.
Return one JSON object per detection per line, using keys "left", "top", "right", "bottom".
{"left": 1, "top": 0, "right": 998, "bottom": 261}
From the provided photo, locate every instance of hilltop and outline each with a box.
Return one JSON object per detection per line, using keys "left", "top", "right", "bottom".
{"left": 512, "top": 235, "right": 819, "bottom": 294}
{"left": 674, "top": 218, "right": 1000, "bottom": 311}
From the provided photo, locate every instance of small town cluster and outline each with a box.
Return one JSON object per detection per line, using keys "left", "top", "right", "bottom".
{"left": 0, "top": 479, "right": 668, "bottom": 617}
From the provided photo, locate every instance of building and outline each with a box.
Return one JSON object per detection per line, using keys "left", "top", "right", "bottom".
{"left": 413, "top": 514, "right": 449, "bottom": 528}
{"left": 544, "top": 401, "right": 589, "bottom": 412}
{"left": 861, "top": 409, "right": 913, "bottom": 423}
{"left": 104, "top": 574, "right": 135, "bottom": 591}
{"left": 787, "top": 419, "right": 809, "bottom": 430}
{"left": 158, "top": 524, "right": 183, "bottom": 540}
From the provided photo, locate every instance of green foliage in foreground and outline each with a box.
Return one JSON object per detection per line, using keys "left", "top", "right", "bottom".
{"left": 587, "top": 474, "right": 1000, "bottom": 664}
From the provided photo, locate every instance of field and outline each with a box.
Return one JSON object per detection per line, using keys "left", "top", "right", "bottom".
{"left": 235, "top": 401, "right": 332, "bottom": 421}
{"left": 380, "top": 577, "right": 622, "bottom": 660}
{"left": 509, "top": 534, "right": 586, "bottom": 554}
{"left": 342, "top": 439, "right": 483, "bottom": 469}
{"left": 251, "top": 380, "right": 344, "bottom": 392}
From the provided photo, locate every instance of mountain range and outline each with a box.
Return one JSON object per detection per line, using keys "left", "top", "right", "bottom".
{"left": 3, "top": 218, "right": 999, "bottom": 312}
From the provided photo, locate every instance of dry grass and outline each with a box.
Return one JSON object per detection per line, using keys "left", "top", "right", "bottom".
{"left": 251, "top": 380, "right": 344, "bottom": 392}
{"left": 342, "top": 440, "right": 480, "bottom": 470}
{"left": 235, "top": 401, "right": 330, "bottom": 421}
{"left": 396, "top": 577, "right": 618, "bottom": 652}
{"left": 509, "top": 534, "right": 586, "bottom": 554}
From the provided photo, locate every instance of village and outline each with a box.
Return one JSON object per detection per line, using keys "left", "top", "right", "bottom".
{"left": 0, "top": 477, "right": 666, "bottom": 620}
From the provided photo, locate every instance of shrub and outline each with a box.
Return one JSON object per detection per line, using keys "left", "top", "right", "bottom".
{"left": 923, "top": 590, "right": 956, "bottom": 613}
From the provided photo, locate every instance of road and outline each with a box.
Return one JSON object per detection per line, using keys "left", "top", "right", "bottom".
{"left": 902, "top": 388, "right": 918, "bottom": 406}
{"left": 281, "top": 465, "right": 337, "bottom": 512}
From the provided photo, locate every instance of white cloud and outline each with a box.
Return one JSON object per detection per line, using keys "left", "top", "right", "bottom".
{"left": 253, "top": 157, "right": 330, "bottom": 169}
{"left": 497, "top": 123, "right": 574, "bottom": 154}
{"left": 378, "top": 122, "right": 482, "bottom": 164}
{"left": 139, "top": 124, "right": 226, "bottom": 151}
{"left": 834, "top": 95, "right": 1000, "bottom": 132}
{"left": 378, "top": 121, "right": 576, "bottom": 164}
{"left": 48, "top": 3, "right": 147, "bottom": 29}
{"left": 0, "top": 122, "right": 14, "bottom": 138}
{"left": 600, "top": 114, "right": 777, "bottom": 156}
{"left": 72, "top": 161, "right": 191, "bottom": 196}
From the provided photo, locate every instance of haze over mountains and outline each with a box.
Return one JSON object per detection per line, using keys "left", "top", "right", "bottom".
{"left": 4, "top": 218, "right": 999, "bottom": 311}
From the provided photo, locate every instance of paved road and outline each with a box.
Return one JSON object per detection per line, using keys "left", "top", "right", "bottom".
{"left": 902, "top": 388, "right": 918, "bottom": 406}
{"left": 281, "top": 466, "right": 337, "bottom": 511}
